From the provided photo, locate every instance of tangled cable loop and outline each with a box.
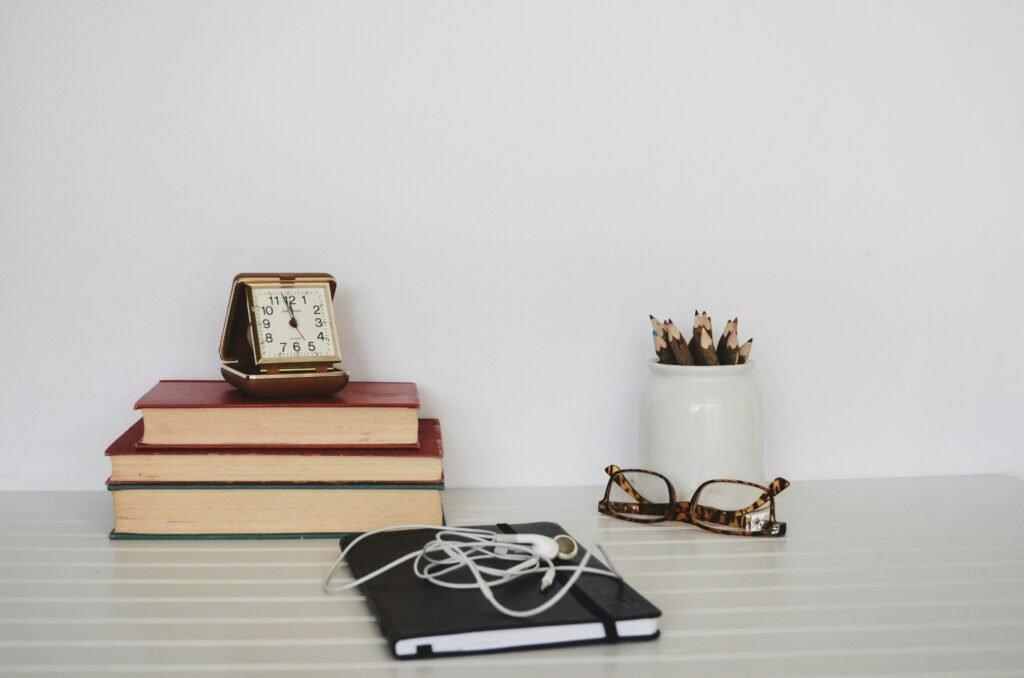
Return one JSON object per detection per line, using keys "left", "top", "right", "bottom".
{"left": 323, "top": 525, "right": 619, "bottom": 619}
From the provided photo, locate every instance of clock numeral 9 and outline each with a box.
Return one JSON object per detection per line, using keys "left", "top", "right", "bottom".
{"left": 261, "top": 319, "right": 270, "bottom": 328}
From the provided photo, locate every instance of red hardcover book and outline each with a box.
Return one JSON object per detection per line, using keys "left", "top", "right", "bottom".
{"left": 107, "top": 418, "right": 443, "bottom": 485}
{"left": 133, "top": 380, "right": 420, "bottom": 447}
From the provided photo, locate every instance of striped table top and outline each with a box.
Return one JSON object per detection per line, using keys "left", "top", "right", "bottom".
{"left": 2, "top": 475, "right": 1023, "bottom": 676}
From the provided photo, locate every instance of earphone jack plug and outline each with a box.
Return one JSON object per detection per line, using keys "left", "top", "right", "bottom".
{"left": 540, "top": 569, "right": 556, "bottom": 591}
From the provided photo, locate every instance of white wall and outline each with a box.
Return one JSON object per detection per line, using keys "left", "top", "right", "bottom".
{"left": 2, "top": 1, "right": 1022, "bottom": 491}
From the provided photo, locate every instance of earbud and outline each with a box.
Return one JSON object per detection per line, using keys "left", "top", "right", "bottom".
{"left": 553, "top": 534, "right": 578, "bottom": 560}
{"left": 493, "top": 533, "right": 579, "bottom": 561}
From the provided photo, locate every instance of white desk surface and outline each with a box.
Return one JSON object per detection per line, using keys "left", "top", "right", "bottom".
{"left": 2, "top": 475, "right": 1024, "bottom": 676}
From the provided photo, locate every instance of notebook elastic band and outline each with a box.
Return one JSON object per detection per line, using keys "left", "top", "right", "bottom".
{"left": 495, "top": 523, "right": 619, "bottom": 642}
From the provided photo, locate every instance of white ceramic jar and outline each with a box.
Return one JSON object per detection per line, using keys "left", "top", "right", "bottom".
{"left": 639, "top": 359, "right": 764, "bottom": 499}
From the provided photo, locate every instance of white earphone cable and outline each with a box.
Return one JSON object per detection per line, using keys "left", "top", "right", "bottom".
{"left": 322, "top": 525, "right": 619, "bottom": 618}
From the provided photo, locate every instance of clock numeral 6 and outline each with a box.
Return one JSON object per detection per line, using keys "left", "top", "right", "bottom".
{"left": 292, "top": 342, "right": 301, "bottom": 352}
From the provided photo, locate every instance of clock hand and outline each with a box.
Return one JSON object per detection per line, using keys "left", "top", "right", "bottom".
{"left": 285, "top": 299, "right": 306, "bottom": 339}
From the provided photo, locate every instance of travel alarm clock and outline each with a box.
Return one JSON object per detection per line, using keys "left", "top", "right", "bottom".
{"left": 219, "top": 273, "right": 349, "bottom": 398}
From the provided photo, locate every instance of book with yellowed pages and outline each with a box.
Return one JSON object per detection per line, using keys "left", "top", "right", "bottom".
{"left": 108, "top": 484, "right": 444, "bottom": 539}
{"left": 106, "top": 419, "right": 443, "bottom": 484}
{"left": 134, "top": 380, "right": 420, "bottom": 447}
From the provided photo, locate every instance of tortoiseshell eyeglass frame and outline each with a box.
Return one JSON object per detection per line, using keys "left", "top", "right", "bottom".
{"left": 598, "top": 465, "right": 789, "bottom": 537}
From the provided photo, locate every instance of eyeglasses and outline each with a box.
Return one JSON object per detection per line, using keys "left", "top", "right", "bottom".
{"left": 598, "top": 465, "right": 789, "bottom": 537}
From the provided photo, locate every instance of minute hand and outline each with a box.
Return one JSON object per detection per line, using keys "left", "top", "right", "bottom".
{"left": 286, "top": 300, "right": 305, "bottom": 339}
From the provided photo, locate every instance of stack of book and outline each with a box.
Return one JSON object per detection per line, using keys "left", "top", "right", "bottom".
{"left": 105, "top": 380, "right": 443, "bottom": 538}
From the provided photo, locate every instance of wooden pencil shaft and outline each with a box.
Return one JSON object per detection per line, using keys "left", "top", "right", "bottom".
{"left": 738, "top": 338, "right": 754, "bottom": 364}
{"left": 692, "top": 326, "right": 720, "bottom": 365}
{"left": 658, "top": 310, "right": 748, "bottom": 366}
{"left": 716, "top": 319, "right": 735, "bottom": 356}
{"left": 717, "top": 328, "right": 739, "bottom": 365}
{"left": 664, "top": 320, "right": 694, "bottom": 365}
{"left": 700, "top": 311, "right": 713, "bottom": 338}
{"left": 650, "top": 315, "right": 676, "bottom": 364}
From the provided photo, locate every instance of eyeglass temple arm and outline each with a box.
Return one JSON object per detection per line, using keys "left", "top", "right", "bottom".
{"left": 599, "top": 500, "right": 673, "bottom": 516}
{"left": 600, "top": 498, "right": 770, "bottom": 525}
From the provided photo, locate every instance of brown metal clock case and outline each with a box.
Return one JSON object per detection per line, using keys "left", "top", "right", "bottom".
{"left": 219, "top": 272, "right": 349, "bottom": 398}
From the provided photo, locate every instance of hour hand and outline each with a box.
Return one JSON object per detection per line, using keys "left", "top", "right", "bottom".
{"left": 285, "top": 299, "right": 304, "bottom": 338}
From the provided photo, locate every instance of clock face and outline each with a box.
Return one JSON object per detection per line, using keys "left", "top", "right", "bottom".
{"left": 249, "top": 284, "right": 339, "bottom": 362}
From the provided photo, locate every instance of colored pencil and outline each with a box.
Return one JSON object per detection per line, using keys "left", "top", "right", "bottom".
{"left": 663, "top": 319, "right": 694, "bottom": 365}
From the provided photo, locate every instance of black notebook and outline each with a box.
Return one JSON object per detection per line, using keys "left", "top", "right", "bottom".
{"left": 340, "top": 521, "right": 662, "bottom": 658}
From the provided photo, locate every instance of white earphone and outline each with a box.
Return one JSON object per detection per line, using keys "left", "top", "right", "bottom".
{"left": 491, "top": 533, "right": 578, "bottom": 560}
{"left": 322, "top": 525, "right": 617, "bottom": 618}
